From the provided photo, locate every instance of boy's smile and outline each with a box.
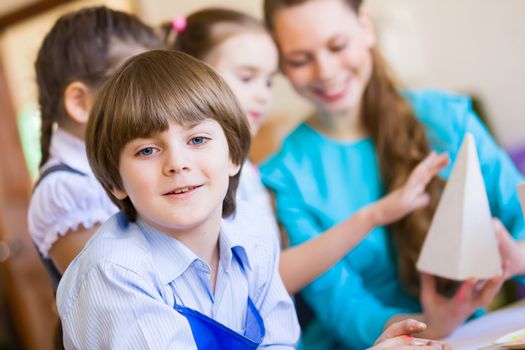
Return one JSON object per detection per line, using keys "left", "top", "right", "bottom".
{"left": 112, "top": 119, "right": 240, "bottom": 240}
{"left": 163, "top": 184, "right": 202, "bottom": 197}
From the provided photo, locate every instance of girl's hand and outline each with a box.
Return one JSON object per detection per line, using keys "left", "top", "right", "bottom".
{"left": 374, "top": 319, "right": 427, "bottom": 345}
{"left": 419, "top": 272, "right": 504, "bottom": 338}
{"left": 371, "top": 319, "right": 452, "bottom": 350}
{"left": 372, "top": 152, "right": 449, "bottom": 226}
{"left": 370, "top": 335, "right": 451, "bottom": 350}
{"left": 493, "top": 218, "right": 525, "bottom": 279}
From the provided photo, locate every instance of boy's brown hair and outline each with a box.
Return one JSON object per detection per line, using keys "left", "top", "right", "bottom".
{"left": 86, "top": 50, "right": 251, "bottom": 220}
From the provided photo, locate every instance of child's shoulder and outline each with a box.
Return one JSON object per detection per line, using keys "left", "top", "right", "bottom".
{"left": 402, "top": 88, "right": 470, "bottom": 105}
{"left": 28, "top": 165, "right": 117, "bottom": 255}
{"left": 64, "top": 214, "right": 155, "bottom": 281}
{"left": 31, "top": 164, "right": 95, "bottom": 204}
{"left": 260, "top": 122, "right": 316, "bottom": 177}
{"left": 30, "top": 161, "right": 113, "bottom": 216}
{"left": 402, "top": 89, "right": 476, "bottom": 151}
{"left": 276, "top": 122, "right": 317, "bottom": 158}
{"left": 402, "top": 89, "right": 473, "bottom": 125}
{"left": 57, "top": 213, "right": 163, "bottom": 322}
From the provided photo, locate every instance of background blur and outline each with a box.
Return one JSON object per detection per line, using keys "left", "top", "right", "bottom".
{"left": 0, "top": 0, "right": 523, "bottom": 349}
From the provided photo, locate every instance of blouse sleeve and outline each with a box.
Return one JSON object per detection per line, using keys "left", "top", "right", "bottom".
{"left": 28, "top": 172, "right": 117, "bottom": 257}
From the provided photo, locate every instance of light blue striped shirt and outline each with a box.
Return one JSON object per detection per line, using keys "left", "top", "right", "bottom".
{"left": 57, "top": 202, "right": 300, "bottom": 349}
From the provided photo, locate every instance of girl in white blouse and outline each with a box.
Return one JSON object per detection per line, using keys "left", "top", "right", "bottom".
{"left": 28, "top": 6, "right": 161, "bottom": 287}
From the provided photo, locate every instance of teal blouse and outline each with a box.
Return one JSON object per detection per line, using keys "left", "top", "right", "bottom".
{"left": 260, "top": 90, "right": 525, "bottom": 349}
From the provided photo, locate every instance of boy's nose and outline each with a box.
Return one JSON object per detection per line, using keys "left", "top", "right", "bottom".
{"left": 163, "top": 149, "right": 191, "bottom": 175}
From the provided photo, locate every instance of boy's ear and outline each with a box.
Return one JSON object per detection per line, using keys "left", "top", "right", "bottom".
{"left": 64, "top": 81, "right": 94, "bottom": 125}
{"left": 228, "top": 160, "right": 241, "bottom": 177}
{"left": 358, "top": 8, "right": 376, "bottom": 48}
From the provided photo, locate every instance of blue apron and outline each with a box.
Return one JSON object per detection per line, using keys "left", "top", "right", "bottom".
{"left": 173, "top": 296, "right": 265, "bottom": 350}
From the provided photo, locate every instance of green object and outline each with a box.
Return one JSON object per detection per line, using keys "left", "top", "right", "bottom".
{"left": 16, "top": 105, "right": 41, "bottom": 181}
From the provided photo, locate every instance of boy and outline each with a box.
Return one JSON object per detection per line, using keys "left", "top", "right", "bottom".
{"left": 56, "top": 50, "right": 300, "bottom": 349}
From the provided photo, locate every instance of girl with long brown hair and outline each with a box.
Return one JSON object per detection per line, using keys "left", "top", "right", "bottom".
{"left": 261, "top": 0, "right": 525, "bottom": 348}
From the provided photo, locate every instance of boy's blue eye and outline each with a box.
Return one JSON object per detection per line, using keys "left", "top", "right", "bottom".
{"left": 138, "top": 147, "right": 155, "bottom": 156}
{"left": 190, "top": 137, "right": 209, "bottom": 145}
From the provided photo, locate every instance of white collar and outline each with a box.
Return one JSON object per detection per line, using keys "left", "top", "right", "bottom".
{"left": 47, "top": 127, "right": 92, "bottom": 175}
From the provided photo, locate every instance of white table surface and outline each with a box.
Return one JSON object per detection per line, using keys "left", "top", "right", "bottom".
{"left": 444, "top": 300, "right": 525, "bottom": 349}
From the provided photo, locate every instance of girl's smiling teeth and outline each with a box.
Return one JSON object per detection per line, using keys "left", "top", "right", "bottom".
{"left": 313, "top": 77, "right": 351, "bottom": 101}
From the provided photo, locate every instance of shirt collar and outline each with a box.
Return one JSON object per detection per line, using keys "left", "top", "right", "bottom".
{"left": 137, "top": 218, "right": 251, "bottom": 285}
{"left": 219, "top": 220, "right": 252, "bottom": 273}
{"left": 48, "top": 127, "right": 92, "bottom": 174}
{"left": 137, "top": 220, "right": 199, "bottom": 285}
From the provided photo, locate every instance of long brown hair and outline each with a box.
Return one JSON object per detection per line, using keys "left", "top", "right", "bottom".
{"left": 35, "top": 6, "right": 161, "bottom": 167}
{"left": 86, "top": 50, "right": 251, "bottom": 221}
{"left": 265, "top": 0, "right": 445, "bottom": 296}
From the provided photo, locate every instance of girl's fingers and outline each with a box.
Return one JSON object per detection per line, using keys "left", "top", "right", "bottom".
{"left": 409, "top": 152, "right": 448, "bottom": 187}
{"left": 430, "top": 154, "right": 450, "bottom": 172}
{"left": 453, "top": 276, "right": 502, "bottom": 309}
{"left": 390, "top": 346, "right": 449, "bottom": 350}
{"left": 477, "top": 276, "right": 504, "bottom": 307}
{"left": 493, "top": 217, "right": 505, "bottom": 234}
{"left": 410, "top": 193, "right": 430, "bottom": 211}
{"left": 420, "top": 273, "right": 438, "bottom": 305}
{"left": 454, "top": 278, "right": 475, "bottom": 304}
{"left": 410, "top": 338, "right": 452, "bottom": 350}
{"left": 423, "top": 153, "right": 449, "bottom": 183}
{"left": 408, "top": 153, "right": 436, "bottom": 185}
{"left": 370, "top": 335, "right": 415, "bottom": 349}
{"left": 503, "top": 258, "right": 512, "bottom": 280}
{"left": 375, "top": 320, "right": 427, "bottom": 344}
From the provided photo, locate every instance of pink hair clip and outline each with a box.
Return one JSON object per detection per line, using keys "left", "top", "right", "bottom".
{"left": 172, "top": 15, "right": 187, "bottom": 33}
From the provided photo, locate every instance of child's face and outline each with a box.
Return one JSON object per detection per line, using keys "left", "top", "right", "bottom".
{"left": 113, "top": 119, "right": 240, "bottom": 237}
{"left": 206, "top": 31, "right": 278, "bottom": 135}
{"left": 273, "top": 0, "right": 375, "bottom": 117}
